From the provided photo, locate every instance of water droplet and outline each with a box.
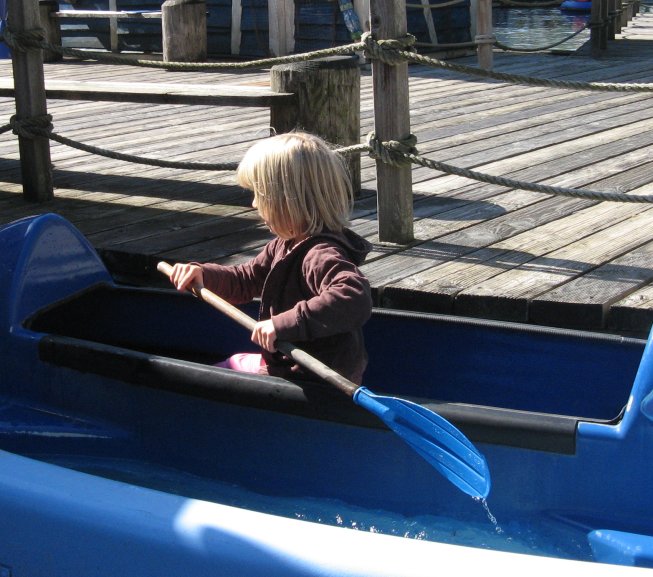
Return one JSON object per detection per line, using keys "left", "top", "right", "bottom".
{"left": 475, "top": 498, "right": 504, "bottom": 534}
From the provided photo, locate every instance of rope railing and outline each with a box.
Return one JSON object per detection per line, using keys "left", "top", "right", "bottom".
{"left": 493, "top": 22, "right": 591, "bottom": 53}
{"left": 2, "top": 26, "right": 653, "bottom": 204}
{"left": 4, "top": 115, "right": 651, "bottom": 204}
{"left": 4, "top": 27, "right": 652, "bottom": 92}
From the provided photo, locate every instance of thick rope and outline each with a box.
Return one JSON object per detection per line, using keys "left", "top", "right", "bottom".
{"left": 494, "top": 22, "right": 590, "bottom": 53}
{"left": 46, "top": 130, "right": 239, "bottom": 170}
{"left": 402, "top": 49, "right": 653, "bottom": 91}
{"left": 358, "top": 133, "right": 653, "bottom": 203}
{"left": 10, "top": 115, "right": 238, "bottom": 170}
{"left": 3, "top": 26, "right": 653, "bottom": 201}
{"left": 362, "top": 32, "right": 417, "bottom": 64}
{"left": 10, "top": 114, "right": 53, "bottom": 139}
{"left": 2, "top": 27, "right": 365, "bottom": 70}
{"left": 366, "top": 131, "right": 417, "bottom": 167}
{"left": 405, "top": 153, "right": 653, "bottom": 203}
{"left": 5, "top": 115, "right": 653, "bottom": 203}
{"left": 1, "top": 26, "right": 44, "bottom": 53}
{"left": 4, "top": 26, "right": 653, "bottom": 93}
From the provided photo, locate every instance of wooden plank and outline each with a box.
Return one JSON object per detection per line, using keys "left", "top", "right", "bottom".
{"left": 0, "top": 78, "right": 295, "bottom": 107}
{"left": 609, "top": 284, "right": 653, "bottom": 336}
{"left": 55, "top": 10, "right": 163, "bottom": 19}
{"left": 453, "top": 207, "right": 653, "bottom": 322}
{"left": 530, "top": 240, "right": 653, "bottom": 330}
{"left": 378, "top": 138, "right": 653, "bottom": 309}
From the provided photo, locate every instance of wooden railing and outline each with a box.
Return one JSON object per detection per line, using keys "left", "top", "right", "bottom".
{"left": 41, "top": 0, "right": 207, "bottom": 63}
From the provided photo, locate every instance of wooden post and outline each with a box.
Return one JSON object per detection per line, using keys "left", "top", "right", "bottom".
{"left": 370, "top": 0, "right": 413, "bottom": 244}
{"left": 608, "top": 0, "right": 617, "bottom": 38}
{"left": 613, "top": 0, "right": 622, "bottom": 35}
{"left": 270, "top": 56, "right": 361, "bottom": 196}
{"left": 38, "top": 0, "right": 62, "bottom": 63}
{"left": 109, "top": 0, "right": 119, "bottom": 53}
{"left": 475, "top": 0, "right": 493, "bottom": 71}
{"left": 590, "top": 0, "right": 606, "bottom": 57}
{"left": 231, "top": 0, "right": 242, "bottom": 55}
{"left": 600, "top": 0, "right": 609, "bottom": 49}
{"left": 621, "top": 0, "right": 631, "bottom": 27}
{"left": 162, "top": 0, "right": 207, "bottom": 62}
{"left": 9, "top": 0, "right": 53, "bottom": 202}
{"left": 268, "top": 0, "right": 294, "bottom": 56}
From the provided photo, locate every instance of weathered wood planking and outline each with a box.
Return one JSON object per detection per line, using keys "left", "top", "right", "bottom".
{"left": 2, "top": 14, "right": 653, "bottom": 336}
{"left": 0, "top": 78, "right": 296, "bottom": 107}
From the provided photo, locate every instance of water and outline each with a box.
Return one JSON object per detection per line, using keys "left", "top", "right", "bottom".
{"left": 493, "top": 7, "right": 591, "bottom": 51}
{"left": 641, "top": 0, "right": 653, "bottom": 12}
{"left": 44, "top": 455, "right": 595, "bottom": 564}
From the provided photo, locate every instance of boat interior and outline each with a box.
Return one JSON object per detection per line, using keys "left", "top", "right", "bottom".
{"left": 24, "top": 282, "right": 648, "bottom": 454}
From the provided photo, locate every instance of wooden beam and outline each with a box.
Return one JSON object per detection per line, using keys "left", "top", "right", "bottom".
{"left": 0, "top": 78, "right": 295, "bottom": 108}
{"left": 54, "top": 11, "right": 163, "bottom": 19}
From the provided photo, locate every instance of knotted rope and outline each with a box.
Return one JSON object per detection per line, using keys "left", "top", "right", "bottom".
{"left": 361, "top": 31, "right": 417, "bottom": 65}
{"left": 1, "top": 26, "right": 44, "bottom": 53}
{"left": 10, "top": 114, "right": 53, "bottom": 139}
{"left": 366, "top": 132, "right": 418, "bottom": 167}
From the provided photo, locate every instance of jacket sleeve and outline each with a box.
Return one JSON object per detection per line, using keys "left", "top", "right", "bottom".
{"left": 272, "top": 243, "right": 372, "bottom": 341}
{"left": 200, "top": 239, "right": 278, "bottom": 305}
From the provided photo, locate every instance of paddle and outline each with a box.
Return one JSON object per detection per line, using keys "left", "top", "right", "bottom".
{"left": 158, "top": 261, "right": 491, "bottom": 499}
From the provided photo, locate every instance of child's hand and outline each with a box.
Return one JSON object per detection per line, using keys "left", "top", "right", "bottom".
{"left": 252, "top": 319, "right": 277, "bottom": 352}
{"left": 169, "top": 263, "right": 203, "bottom": 292}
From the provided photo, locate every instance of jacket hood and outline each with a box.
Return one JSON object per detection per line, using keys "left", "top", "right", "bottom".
{"left": 318, "top": 228, "right": 372, "bottom": 266}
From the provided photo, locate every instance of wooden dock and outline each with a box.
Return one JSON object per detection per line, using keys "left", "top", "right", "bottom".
{"left": 2, "top": 13, "right": 653, "bottom": 338}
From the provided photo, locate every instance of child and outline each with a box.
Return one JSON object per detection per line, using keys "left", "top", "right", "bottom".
{"left": 168, "top": 132, "right": 373, "bottom": 385}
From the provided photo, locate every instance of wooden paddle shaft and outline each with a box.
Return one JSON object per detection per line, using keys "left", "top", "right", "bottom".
{"left": 157, "top": 261, "right": 359, "bottom": 397}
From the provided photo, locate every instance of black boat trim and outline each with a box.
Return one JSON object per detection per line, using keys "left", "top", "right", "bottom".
{"left": 36, "top": 334, "right": 610, "bottom": 455}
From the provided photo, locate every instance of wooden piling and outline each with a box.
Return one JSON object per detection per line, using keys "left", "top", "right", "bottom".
{"left": 590, "top": 0, "right": 609, "bottom": 56}
{"left": 369, "top": 0, "right": 413, "bottom": 244}
{"left": 162, "top": 0, "right": 207, "bottom": 62}
{"left": 270, "top": 56, "right": 361, "bottom": 196}
{"left": 9, "top": 0, "right": 53, "bottom": 202}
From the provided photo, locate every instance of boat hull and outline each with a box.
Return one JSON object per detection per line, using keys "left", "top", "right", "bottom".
{"left": 1, "top": 214, "right": 653, "bottom": 575}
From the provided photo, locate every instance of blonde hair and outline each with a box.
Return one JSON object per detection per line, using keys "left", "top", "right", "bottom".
{"left": 236, "top": 132, "right": 353, "bottom": 239}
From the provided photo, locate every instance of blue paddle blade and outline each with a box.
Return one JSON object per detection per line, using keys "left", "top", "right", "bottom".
{"left": 353, "top": 387, "right": 491, "bottom": 499}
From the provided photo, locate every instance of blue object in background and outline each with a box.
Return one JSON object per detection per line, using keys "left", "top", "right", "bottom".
{"left": 0, "top": 0, "right": 9, "bottom": 59}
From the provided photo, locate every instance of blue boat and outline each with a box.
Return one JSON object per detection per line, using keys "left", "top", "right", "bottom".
{"left": 2, "top": 213, "right": 653, "bottom": 576}
{"left": 560, "top": 0, "right": 592, "bottom": 11}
